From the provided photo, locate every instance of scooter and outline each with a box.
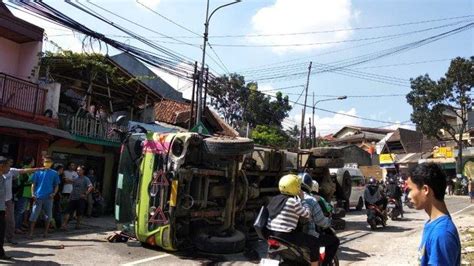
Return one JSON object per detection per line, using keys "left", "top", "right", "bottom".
{"left": 366, "top": 204, "right": 386, "bottom": 230}
{"left": 264, "top": 227, "right": 339, "bottom": 266}
{"left": 386, "top": 198, "right": 401, "bottom": 220}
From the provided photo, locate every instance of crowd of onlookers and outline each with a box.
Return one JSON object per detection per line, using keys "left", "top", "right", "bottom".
{"left": 0, "top": 155, "right": 105, "bottom": 260}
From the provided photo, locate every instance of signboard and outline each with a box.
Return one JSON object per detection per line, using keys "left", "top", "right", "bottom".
{"left": 379, "top": 153, "right": 395, "bottom": 164}
{"left": 190, "top": 121, "right": 210, "bottom": 135}
{"left": 433, "top": 146, "right": 454, "bottom": 158}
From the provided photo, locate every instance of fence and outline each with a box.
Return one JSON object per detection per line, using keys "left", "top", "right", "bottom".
{"left": 61, "top": 114, "right": 126, "bottom": 143}
{"left": 0, "top": 73, "right": 46, "bottom": 115}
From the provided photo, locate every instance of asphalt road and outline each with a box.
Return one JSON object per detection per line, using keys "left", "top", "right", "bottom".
{"left": 2, "top": 196, "right": 472, "bottom": 265}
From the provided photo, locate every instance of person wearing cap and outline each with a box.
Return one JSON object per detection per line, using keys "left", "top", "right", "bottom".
{"left": 3, "top": 159, "right": 42, "bottom": 244}
{"left": 29, "top": 156, "right": 60, "bottom": 238}
{"left": 0, "top": 156, "right": 12, "bottom": 260}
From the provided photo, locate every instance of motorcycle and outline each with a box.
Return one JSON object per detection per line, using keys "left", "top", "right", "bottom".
{"left": 263, "top": 227, "right": 339, "bottom": 266}
{"left": 366, "top": 204, "right": 386, "bottom": 230}
{"left": 254, "top": 206, "right": 339, "bottom": 266}
{"left": 386, "top": 198, "right": 401, "bottom": 220}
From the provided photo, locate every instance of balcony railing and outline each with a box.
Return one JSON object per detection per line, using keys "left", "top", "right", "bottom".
{"left": 59, "top": 114, "right": 127, "bottom": 144}
{"left": 0, "top": 73, "right": 46, "bottom": 115}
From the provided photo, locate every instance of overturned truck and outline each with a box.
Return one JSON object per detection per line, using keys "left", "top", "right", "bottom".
{"left": 115, "top": 132, "right": 350, "bottom": 254}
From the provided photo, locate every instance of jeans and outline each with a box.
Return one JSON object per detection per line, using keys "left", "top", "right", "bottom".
{"left": 0, "top": 211, "right": 6, "bottom": 256}
{"left": 5, "top": 201, "right": 14, "bottom": 240}
{"left": 29, "top": 198, "right": 53, "bottom": 222}
{"left": 14, "top": 197, "right": 28, "bottom": 230}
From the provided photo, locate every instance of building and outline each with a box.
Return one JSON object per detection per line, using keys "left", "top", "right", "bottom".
{"left": 0, "top": 3, "right": 59, "bottom": 163}
{"left": 329, "top": 126, "right": 394, "bottom": 153}
{"left": 154, "top": 99, "right": 239, "bottom": 137}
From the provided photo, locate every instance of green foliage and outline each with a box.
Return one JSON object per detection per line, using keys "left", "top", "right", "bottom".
{"left": 406, "top": 56, "right": 473, "bottom": 140}
{"left": 251, "top": 125, "right": 289, "bottom": 147}
{"left": 407, "top": 57, "right": 473, "bottom": 173}
{"left": 207, "top": 74, "right": 292, "bottom": 129}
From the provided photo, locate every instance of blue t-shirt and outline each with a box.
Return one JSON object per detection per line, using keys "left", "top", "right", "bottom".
{"left": 32, "top": 169, "right": 60, "bottom": 200}
{"left": 418, "top": 215, "right": 461, "bottom": 266}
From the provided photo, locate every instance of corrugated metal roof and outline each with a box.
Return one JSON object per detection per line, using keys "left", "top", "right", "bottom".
{"left": 0, "top": 117, "right": 72, "bottom": 139}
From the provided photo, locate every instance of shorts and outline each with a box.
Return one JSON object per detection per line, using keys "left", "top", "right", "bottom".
{"left": 66, "top": 199, "right": 87, "bottom": 217}
{"left": 29, "top": 198, "right": 53, "bottom": 222}
{"left": 470, "top": 192, "right": 474, "bottom": 199}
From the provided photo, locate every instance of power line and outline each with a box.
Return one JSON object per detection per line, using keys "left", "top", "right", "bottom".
{"left": 208, "top": 42, "right": 230, "bottom": 74}
{"left": 135, "top": 0, "right": 201, "bottom": 37}
{"left": 209, "top": 19, "right": 473, "bottom": 47}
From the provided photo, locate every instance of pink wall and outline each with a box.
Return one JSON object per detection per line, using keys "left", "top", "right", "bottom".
{"left": 0, "top": 37, "right": 42, "bottom": 81}
{"left": 0, "top": 37, "right": 20, "bottom": 76}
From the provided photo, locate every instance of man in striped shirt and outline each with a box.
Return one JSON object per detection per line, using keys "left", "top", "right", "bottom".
{"left": 266, "top": 174, "right": 321, "bottom": 266}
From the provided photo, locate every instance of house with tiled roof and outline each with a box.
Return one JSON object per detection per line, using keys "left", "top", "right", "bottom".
{"left": 329, "top": 125, "right": 394, "bottom": 152}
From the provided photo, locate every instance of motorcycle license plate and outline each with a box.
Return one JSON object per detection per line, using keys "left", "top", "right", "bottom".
{"left": 387, "top": 204, "right": 396, "bottom": 208}
{"left": 260, "top": 258, "right": 280, "bottom": 266}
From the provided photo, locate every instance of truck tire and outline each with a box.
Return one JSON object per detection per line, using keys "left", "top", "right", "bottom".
{"left": 194, "top": 230, "right": 246, "bottom": 254}
{"left": 336, "top": 171, "right": 352, "bottom": 201}
{"left": 311, "top": 148, "right": 343, "bottom": 158}
{"left": 313, "top": 158, "right": 344, "bottom": 168}
{"left": 203, "top": 137, "right": 254, "bottom": 157}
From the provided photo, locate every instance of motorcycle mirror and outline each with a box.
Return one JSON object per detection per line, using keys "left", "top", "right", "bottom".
{"left": 116, "top": 115, "right": 127, "bottom": 126}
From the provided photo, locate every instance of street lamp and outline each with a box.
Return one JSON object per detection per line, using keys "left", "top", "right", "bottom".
{"left": 312, "top": 96, "right": 347, "bottom": 147}
{"left": 196, "top": 0, "right": 242, "bottom": 124}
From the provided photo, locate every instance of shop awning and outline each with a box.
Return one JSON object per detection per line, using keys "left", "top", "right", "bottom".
{"left": 0, "top": 117, "right": 72, "bottom": 139}
{"left": 419, "top": 158, "right": 457, "bottom": 170}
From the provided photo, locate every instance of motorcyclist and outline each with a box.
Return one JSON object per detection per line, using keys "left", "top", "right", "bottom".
{"left": 266, "top": 174, "right": 320, "bottom": 266}
{"left": 364, "top": 177, "right": 388, "bottom": 215}
{"left": 310, "top": 180, "right": 333, "bottom": 217}
{"left": 385, "top": 176, "right": 403, "bottom": 217}
{"left": 298, "top": 173, "right": 340, "bottom": 266}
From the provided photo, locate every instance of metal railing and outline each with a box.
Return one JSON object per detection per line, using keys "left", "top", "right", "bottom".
{"left": 0, "top": 73, "right": 46, "bottom": 115}
{"left": 59, "top": 114, "right": 126, "bottom": 143}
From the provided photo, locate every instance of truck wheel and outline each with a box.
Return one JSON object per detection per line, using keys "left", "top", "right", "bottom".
{"left": 194, "top": 230, "right": 246, "bottom": 254}
{"left": 203, "top": 137, "right": 254, "bottom": 157}
{"left": 313, "top": 158, "right": 344, "bottom": 168}
{"left": 311, "top": 148, "right": 343, "bottom": 158}
{"left": 336, "top": 171, "right": 352, "bottom": 201}
{"left": 356, "top": 197, "right": 363, "bottom": 211}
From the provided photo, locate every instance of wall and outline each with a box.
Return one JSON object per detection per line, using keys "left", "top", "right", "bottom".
{"left": 48, "top": 139, "right": 117, "bottom": 206}
{"left": 17, "top": 41, "right": 42, "bottom": 80}
{"left": 0, "top": 38, "right": 41, "bottom": 81}
{"left": 0, "top": 37, "right": 20, "bottom": 76}
{"left": 42, "top": 82, "right": 61, "bottom": 118}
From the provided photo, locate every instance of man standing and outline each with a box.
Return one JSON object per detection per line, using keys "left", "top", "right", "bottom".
{"left": 0, "top": 157, "right": 12, "bottom": 260}
{"left": 407, "top": 163, "right": 461, "bottom": 265}
{"left": 29, "top": 156, "right": 60, "bottom": 238}
{"left": 3, "top": 159, "right": 41, "bottom": 244}
{"left": 61, "top": 165, "right": 92, "bottom": 230}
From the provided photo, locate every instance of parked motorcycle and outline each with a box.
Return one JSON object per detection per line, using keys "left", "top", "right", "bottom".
{"left": 386, "top": 198, "right": 401, "bottom": 220}
{"left": 264, "top": 227, "right": 339, "bottom": 266}
{"left": 366, "top": 204, "right": 386, "bottom": 230}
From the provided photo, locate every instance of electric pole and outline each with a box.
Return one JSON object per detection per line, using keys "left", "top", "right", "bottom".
{"left": 299, "top": 61, "right": 312, "bottom": 149}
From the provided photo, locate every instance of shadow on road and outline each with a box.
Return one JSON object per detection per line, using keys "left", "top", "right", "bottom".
{"left": 338, "top": 246, "right": 370, "bottom": 262}
{"left": 3, "top": 258, "right": 61, "bottom": 266}
{"left": 4, "top": 250, "right": 54, "bottom": 259}
{"left": 345, "top": 221, "right": 413, "bottom": 233}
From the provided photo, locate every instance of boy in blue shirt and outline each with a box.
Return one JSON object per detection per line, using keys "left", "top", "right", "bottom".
{"left": 29, "top": 156, "right": 60, "bottom": 238}
{"left": 407, "top": 163, "right": 461, "bottom": 266}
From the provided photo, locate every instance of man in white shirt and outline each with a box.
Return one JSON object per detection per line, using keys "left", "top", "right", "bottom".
{"left": 4, "top": 159, "right": 41, "bottom": 244}
{"left": 62, "top": 162, "right": 78, "bottom": 199}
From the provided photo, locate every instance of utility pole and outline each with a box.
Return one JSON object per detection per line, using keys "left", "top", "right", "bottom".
{"left": 299, "top": 61, "right": 312, "bottom": 149}
{"left": 312, "top": 91, "right": 315, "bottom": 148}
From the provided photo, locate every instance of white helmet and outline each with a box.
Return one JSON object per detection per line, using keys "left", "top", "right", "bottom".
{"left": 311, "top": 180, "right": 319, "bottom": 193}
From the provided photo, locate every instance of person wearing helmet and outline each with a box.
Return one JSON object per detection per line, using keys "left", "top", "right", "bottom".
{"left": 364, "top": 177, "right": 387, "bottom": 212}
{"left": 386, "top": 176, "right": 404, "bottom": 217}
{"left": 299, "top": 173, "right": 340, "bottom": 266}
{"left": 311, "top": 180, "right": 333, "bottom": 217}
{"left": 266, "top": 174, "right": 320, "bottom": 266}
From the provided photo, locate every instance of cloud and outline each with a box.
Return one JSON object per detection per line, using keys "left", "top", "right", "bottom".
{"left": 250, "top": 0, "right": 357, "bottom": 54}
{"left": 284, "top": 107, "right": 361, "bottom": 135}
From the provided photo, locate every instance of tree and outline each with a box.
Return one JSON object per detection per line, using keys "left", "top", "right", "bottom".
{"left": 251, "top": 125, "right": 289, "bottom": 147}
{"left": 407, "top": 57, "right": 473, "bottom": 174}
{"left": 207, "top": 74, "right": 292, "bottom": 130}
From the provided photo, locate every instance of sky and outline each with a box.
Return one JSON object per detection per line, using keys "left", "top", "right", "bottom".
{"left": 7, "top": 0, "right": 474, "bottom": 135}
